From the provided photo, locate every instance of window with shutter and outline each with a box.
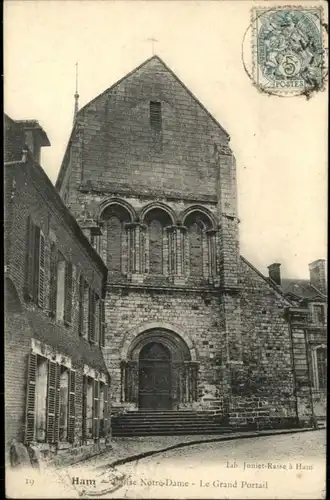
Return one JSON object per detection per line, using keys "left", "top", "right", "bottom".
{"left": 38, "top": 231, "right": 45, "bottom": 308}
{"left": 46, "top": 361, "right": 57, "bottom": 443}
{"left": 25, "top": 352, "right": 37, "bottom": 443}
{"left": 67, "top": 370, "right": 76, "bottom": 443}
{"left": 49, "top": 244, "right": 58, "bottom": 317}
{"left": 64, "top": 261, "right": 73, "bottom": 325}
{"left": 88, "top": 289, "right": 96, "bottom": 343}
{"left": 100, "top": 299, "right": 106, "bottom": 347}
{"left": 93, "top": 379, "right": 100, "bottom": 440}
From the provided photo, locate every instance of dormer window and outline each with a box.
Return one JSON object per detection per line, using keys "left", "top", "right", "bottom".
{"left": 150, "top": 101, "right": 162, "bottom": 131}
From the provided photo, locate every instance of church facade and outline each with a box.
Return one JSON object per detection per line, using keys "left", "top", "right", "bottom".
{"left": 56, "top": 56, "right": 326, "bottom": 431}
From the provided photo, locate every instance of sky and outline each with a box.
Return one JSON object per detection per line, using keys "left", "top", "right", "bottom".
{"left": 4, "top": 0, "right": 328, "bottom": 279}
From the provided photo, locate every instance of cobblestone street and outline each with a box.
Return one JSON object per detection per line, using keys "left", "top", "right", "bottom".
{"left": 99, "top": 430, "right": 326, "bottom": 499}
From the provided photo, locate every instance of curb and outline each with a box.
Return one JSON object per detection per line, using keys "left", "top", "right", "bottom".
{"left": 97, "top": 426, "right": 320, "bottom": 470}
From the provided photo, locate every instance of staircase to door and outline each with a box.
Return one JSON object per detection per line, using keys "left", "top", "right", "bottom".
{"left": 111, "top": 410, "right": 231, "bottom": 437}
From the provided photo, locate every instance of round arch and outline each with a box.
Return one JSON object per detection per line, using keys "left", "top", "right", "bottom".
{"left": 180, "top": 205, "right": 217, "bottom": 229}
{"left": 121, "top": 321, "right": 197, "bottom": 361}
{"left": 139, "top": 202, "right": 177, "bottom": 226}
{"left": 97, "top": 197, "right": 137, "bottom": 222}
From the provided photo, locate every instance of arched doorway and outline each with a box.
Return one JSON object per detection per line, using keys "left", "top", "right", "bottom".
{"left": 121, "top": 328, "right": 199, "bottom": 410}
{"left": 139, "top": 342, "right": 172, "bottom": 410}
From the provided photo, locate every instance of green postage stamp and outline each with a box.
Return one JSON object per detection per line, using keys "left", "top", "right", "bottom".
{"left": 252, "top": 6, "right": 326, "bottom": 94}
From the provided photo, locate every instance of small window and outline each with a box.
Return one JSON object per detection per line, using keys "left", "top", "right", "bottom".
{"left": 150, "top": 101, "right": 162, "bottom": 131}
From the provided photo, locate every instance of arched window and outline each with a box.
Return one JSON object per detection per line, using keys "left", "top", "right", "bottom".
{"left": 149, "top": 220, "right": 163, "bottom": 274}
{"left": 143, "top": 208, "right": 172, "bottom": 275}
{"left": 101, "top": 204, "right": 132, "bottom": 276}
{"left": 184, "top": 210, "right": 215, "bottom": 279}
{"left": 107, "top": 216, "right": 122, "bottom": 272}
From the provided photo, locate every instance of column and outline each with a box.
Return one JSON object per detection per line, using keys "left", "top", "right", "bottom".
{"left": 171, "top": 226, "right": 187, "bottom": 285}
{"left": 206, "top": 229, "right": 217, "bottom": 282}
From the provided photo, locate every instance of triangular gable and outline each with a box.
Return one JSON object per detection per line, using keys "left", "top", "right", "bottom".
{"left": 78, "top": 55, "right": 229, "bottom": 137}
{"left": 56, "top": 55, "right": 229, "bottom": 190}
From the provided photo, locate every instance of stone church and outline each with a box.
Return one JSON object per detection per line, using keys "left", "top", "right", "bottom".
{"left": 55, "top": 56, "right": 326, "bottom": 435}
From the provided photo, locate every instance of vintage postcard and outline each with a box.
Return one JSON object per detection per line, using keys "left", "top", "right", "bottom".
{"left": 4, "top": 0, "right": 327, "bottom": 499}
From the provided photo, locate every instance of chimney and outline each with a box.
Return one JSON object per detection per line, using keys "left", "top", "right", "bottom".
{"left": 309, "top": 259, "right": 326, "bottom": 294}
{"left": 15, "top": 120, "right": 50, "bottom": 164}
{"left": 268, "top": 263, "right": 281, "bottom": 286}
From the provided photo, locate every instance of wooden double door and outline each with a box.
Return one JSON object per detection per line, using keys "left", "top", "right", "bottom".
{"left": 139, "top": 342, "right": 172, "bottom": 410}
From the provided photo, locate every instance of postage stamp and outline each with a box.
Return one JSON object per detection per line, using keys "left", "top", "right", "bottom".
{"left": 252, "top": 6, "right": 326, "bottom": 94}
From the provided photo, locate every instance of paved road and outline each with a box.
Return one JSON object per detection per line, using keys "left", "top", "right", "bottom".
{"left": 103, "top": 430, "right": 326, "bottom": 499}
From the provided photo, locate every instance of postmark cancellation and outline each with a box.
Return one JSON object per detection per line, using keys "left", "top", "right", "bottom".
{"left": 252, "top": 6, "right": 327, "bottom": 94}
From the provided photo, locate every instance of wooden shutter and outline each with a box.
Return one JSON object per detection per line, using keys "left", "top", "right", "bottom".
{"left": 78, "top": 276, "right": 84, "bottom": 336}
{"left": 25, "top": 352, "right": 37, "bottom": 443}
{"left": 49, "top": 245, "right": 58, "bottom": 317}
{"left": 100, "top": 299, "right": 105, "bottom": 347}
{"left": 46, "top": 361, "right": 57, "bottom": 443}
{"left": 88, "top": 288, "right": 96, "bottom": 343}
{"left": 92, "top": 379, "right": 99, "bottom": 440}
{"left": 38, "top": 232, "right": 45, "bottom": 308}
{"left": 64, "top": 261, "right": 73, "bottom": 324}
{"left": 67, "top": 370, "right": 76, "bottom": 443}
{"left": 24, "top": 216, "right": 36, "bottom": 301}
{"left": 54, "top": 365, "right": 61, "bottom": 443}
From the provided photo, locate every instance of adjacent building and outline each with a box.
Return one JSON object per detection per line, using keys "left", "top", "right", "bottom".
{"left": 54, "top": 55, "right": 327, "bottom": 434}
{"left": 268, "top": 260, "right": 327, "bottom": 426}
{"left": 4, "top": 115, "right": 110, "bottom": 464}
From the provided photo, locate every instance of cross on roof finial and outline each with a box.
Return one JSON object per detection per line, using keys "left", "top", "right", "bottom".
{"left": 146, "top": 37, "right": 159, "bottom": 56}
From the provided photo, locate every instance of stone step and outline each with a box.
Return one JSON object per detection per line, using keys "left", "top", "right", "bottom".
{"left": 112, "top": 428, "right": 233, "bottom": 437}
{"left": 112, "top": 415, "right": 224, "bottom": 422}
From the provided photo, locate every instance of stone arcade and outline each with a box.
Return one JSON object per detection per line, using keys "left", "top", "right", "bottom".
{"left": 55, "top": 55, "right": 327, "bottom": 433}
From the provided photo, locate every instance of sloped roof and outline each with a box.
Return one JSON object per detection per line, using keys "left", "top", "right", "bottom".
{"left": 281, "top": 279, "right": 326, "bottom": 300}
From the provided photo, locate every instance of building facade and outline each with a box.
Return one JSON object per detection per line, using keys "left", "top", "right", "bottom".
{"left": 54, "top": 55, "right": 326, "bottom": 431}
{"left": 5, "top": 115, "right": 111, "bottom": 464}
{"left": 268, "top": 260, "right": 327, "bottom": 426}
